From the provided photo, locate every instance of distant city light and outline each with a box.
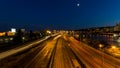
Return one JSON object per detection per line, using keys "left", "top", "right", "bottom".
{"left": 21, "top": 29, "right": 25, "bottom": 32}
{"left": 46, "top": 30, "right": 51, "bottom": 34}
{"left": 113, "top": 34, "right": 119, "bottom": 37}
{"left": 22, "top": 37, "right": 25, "bottom": 40}
{"left": 10, "top": 38, "right": 13, "bottom": 40}
{"left": 11, "top": 28, "right": 16, "bottom": 32}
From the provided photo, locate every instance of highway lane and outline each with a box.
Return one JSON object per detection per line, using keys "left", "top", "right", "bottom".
{"left": 24, "top": 36, "right": 59, "bottom": 68}
{"left": 0, "top": 37, "right": 54, "bottom": 68}
{"left": 0, "top": 35, "right": 85, "bottom": 68}
{"left": 68, "top": 36, "right": 120, "bottom": 68}
{"left": 52, "top": 37, "right": 82, "bottom": 68}
{"left": 25, "top": 35, "right": 84, "bottom": 68}
{"left": 2, "top": 34, "right": 120, "bottom": 68}
{"left": 0, "top": 36, "right": 51, "bottom": 59}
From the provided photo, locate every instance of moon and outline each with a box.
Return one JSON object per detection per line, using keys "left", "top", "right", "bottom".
{"left": 77, "top": 3, "right": 80, "bottom": 6}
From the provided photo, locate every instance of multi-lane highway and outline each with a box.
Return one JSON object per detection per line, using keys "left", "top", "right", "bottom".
{"left": 68, "top": 36, "right": 120, "bottom": 68}
{"left": 0, "top": 34, "right": 120, "bottom": 68}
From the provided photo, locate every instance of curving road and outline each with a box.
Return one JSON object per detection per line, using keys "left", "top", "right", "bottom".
{"left": 0, "top": 34, "right": 120, "bottom": 68}
{"left": 68, "top": 36, "right": 120, "bottom": 68}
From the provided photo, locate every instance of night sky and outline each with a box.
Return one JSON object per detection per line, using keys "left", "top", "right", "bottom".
{"left": 0, "top": 0, "right": 120, "bottom": 31}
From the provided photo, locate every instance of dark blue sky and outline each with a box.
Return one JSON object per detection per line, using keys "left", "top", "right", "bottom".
{"left": 0, "top": 0, "right": 120, "bottom": 31}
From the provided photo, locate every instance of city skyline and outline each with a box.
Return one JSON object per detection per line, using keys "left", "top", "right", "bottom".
{"left": 0, "top": 0, "right": 120, "bottom": 31}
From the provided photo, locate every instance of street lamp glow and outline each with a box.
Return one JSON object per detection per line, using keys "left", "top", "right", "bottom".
{"left": 22, "top": 37, "right": 25, "bottom": 40}
{"left": 10, "top": 38, "right": 13, "bottom": 40}
{"left": 111, "top": 46, "right": 117, "bottom": 49}
{"left": 113, "top": 34, "right": 118, "bottom": 37}
{"left": 99, "top": 44, "right": 104, "bottom": 48}
{"left": 46, "top": 30, "right": 51, "bottom": 34}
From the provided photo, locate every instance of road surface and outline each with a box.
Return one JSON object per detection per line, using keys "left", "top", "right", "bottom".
{"left": 0, "top": 34, "right": 120, "bottom": 68}
{"left": 68, "top": 36, "right": 120, "bottom": 68}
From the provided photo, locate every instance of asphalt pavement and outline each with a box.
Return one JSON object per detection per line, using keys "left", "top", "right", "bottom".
{"left": 1, "top": 34, "right": 120, "bottom": 68}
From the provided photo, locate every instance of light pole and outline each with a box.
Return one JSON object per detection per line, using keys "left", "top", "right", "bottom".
{"left": 99, "top": 44, "right": 104, "bottom": 67}
{"left": 99, "top": 44, "right": 104, "bottom": 50}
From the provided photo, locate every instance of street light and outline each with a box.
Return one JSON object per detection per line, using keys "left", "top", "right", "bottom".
{"left": 46, "top": 30, "right": 51, "bottom": 34}
{"left": 111, "top": 45, "right": 117, "bottom": 49}
{"left": 99, "top": 44, "right": 104, "bottom": 48}
{"left": 99, "top": 44, "right": 104, "bottom": 50}
{"left": 99, "top": 44, "right": 105, "bottom": 67}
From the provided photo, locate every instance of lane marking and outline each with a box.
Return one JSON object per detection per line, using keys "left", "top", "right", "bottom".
{"left": 53, "top": 35, "right": 61, "bottom": 40}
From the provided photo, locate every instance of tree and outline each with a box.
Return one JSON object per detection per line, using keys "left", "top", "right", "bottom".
{"left": 29, "top": 30, "right": 34, "bottom": 40}
{"left": 5, "top": 32, "right": 8, "bottom": 37}
{"left": 13, "top": 29, "right": 23, "bottom": 43}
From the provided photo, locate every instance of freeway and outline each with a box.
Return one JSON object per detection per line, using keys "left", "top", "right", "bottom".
{"left": 51, "top": 36, "right": 82, "bottom": 68}
{"left": 0, "top": 36, "right": 50, "bottom": 60}
{"left": 68, "top": 36, "right": 120, "bottom": 68}
{"left": 0, "top": 35, "right": 84, "bottom": 68}
{"left": 0, "top": 34, "right": 120, "bottom": 68}
{"left": 25, "top": 35, "right": 83, "bottom": 68}
{"left": 0, "top": 36, "right": 53, "bottom": 68}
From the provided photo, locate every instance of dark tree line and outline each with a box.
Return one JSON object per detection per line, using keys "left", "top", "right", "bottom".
{"left": 13, "top": 29, "right": 46, "bottom": 44}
